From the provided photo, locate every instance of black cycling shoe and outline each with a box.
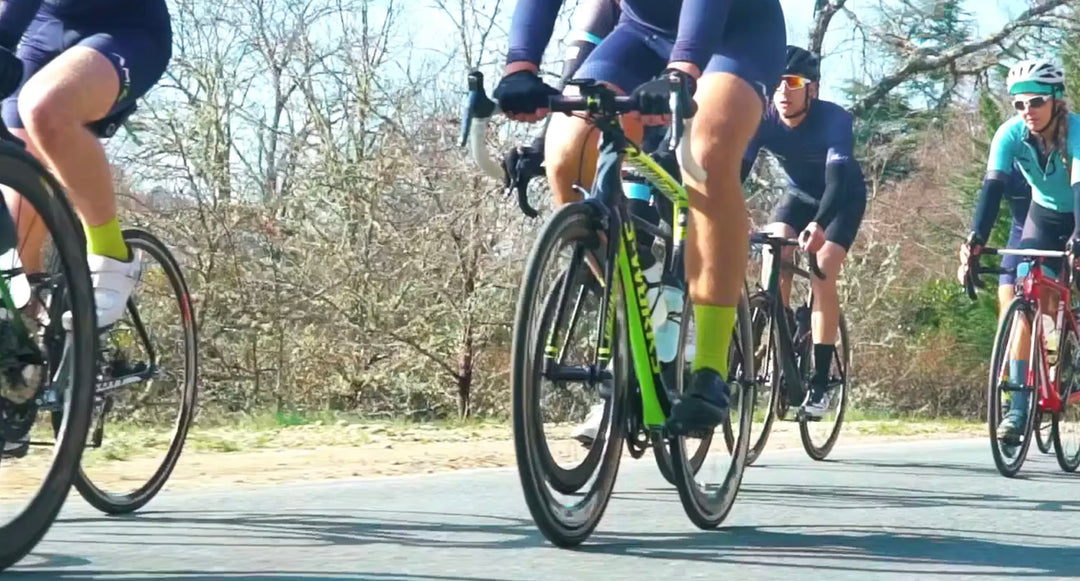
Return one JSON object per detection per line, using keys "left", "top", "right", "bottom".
{"left": 665, "top": 368, "right": 730, "bottom": 436}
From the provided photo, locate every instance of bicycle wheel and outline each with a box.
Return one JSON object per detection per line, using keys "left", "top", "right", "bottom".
{"left": 1051, "top": 322, "right": 1080, "bottom": 472}
{"left": 727, "top": 290, "right": 779, "bottom": 466}
{"left": 531, "top": 268, "right": 606, "bottom": 495}
{"left": 653, "top": 295, "right": 713, "bottom": 485}
{"left": 1035, "top": 410, "right": 1053, "bottom": 454}
{"left": 668, "top": 291, "right": 755, "bottom": 530}
{"left": 799, "top": 309, "right": 851, "bottom": 460}
{"left": 61, "top": 227, "right": 198, "bottom": 514}
{"left": 987, "top": 296, "right": 1037, "bottom": 477}
{"left": 0, "top": 144, "right": 96, "bottom": 571}
{"left": 512, "top": 202, "right": 627, "bottom": 548}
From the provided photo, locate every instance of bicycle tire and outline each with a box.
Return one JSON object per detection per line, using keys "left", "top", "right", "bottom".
{"left": 987, "top": 296, "right": 1037, "bottom": 478}
{"left": 668, "top": 290, "right": 755, "bottom": 530}
{"left": 1035, "top": 410, "right": 1053, "bottom": 454}
{"left": 731, "top": 290, "right": 778, "bottom": 466}
{"left": 1051, "top": 321, "right": 1080, "bottom": 472}
{"left": 512, "top": 202, "right": 627, "bottom": 548}
{"left": 0, "top": 143, "right": 96, "bottom": 571}
{"left": 652, "top": 294, "right": 713, "bottom": 485}
{"left": 531, "top": 269, "right": 606, "bottom": 495}
{"left": 66, "top": 228, "right": 199, "bottom": 514}
{"left": 799, "top": 309, "right": 851, "bottom": 460}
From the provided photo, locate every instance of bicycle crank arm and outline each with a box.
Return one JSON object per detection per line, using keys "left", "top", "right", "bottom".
{"left": 96, "top": 365, "right": 157, "bottom": 394}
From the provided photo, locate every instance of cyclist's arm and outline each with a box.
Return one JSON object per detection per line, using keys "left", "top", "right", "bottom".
{"left": 0, "top": 0, "right": 40, "bottom": 50}
{"left": 506, "top": 0, "right": 565, "bottom": 67}
{"left": 671, "top": 0, "right": 734, "bottom": 73}
{"left": 811, "top": 110, "right": 857, "bottom": 227}
{"left": 971, "top": 174, "right": 1009, "bottom": 243}
{"left": 972, "top": 123, "right": 1020, "bottom": 243}
{"left": 530, "top": 0, "right": 619, "bottom": 151}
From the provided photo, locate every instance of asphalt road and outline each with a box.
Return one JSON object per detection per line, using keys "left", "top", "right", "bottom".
{"left": 7, "top": 438, "right": 1080, "bottom": 580}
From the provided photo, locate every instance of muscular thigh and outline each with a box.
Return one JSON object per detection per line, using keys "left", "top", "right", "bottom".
{"left": 3, "top": 13, "right": 171, "bottom": 134}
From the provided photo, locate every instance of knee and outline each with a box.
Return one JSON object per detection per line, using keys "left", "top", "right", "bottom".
{"left": 689, "top": 74, "right": 764, "bottom": 178}
{"left": 814, "top": 243, "right": 848, "bottom": 286}
{"left": 18, "top": 91, "right": 73, "bottom": 150}
{"left": 543, "top": 116, "right": 595, "bottom": 180}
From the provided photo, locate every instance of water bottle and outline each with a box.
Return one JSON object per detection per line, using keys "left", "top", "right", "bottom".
{"left": 1044, "top": 313, "right": 1059, "bottom": 366}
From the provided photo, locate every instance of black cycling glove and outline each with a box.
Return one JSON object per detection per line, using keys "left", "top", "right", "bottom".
{"left": 629, "top": 68, "right": 697, "bottom": 117}
{"left": 492, "top": 70, "right": 559, "bottom": 117}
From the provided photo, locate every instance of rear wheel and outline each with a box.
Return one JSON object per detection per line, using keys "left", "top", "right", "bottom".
{"left": 61, "top": 228, "right": 198, "bottom": 514}
{"left": 1035, "top": 411, "right": 1053, "bottom": 454}
{"left": 1051, "top": 322, "right": 1080, "bottom": 472}
{"left": 668, "top": 291, "right": 755, "bottom": 530}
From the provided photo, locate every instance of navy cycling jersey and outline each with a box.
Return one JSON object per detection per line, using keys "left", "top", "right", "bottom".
{"left": 744, "top": 99, "right": 863, "bottom": 199}
{"left": 507, "top": 0, "right": 734, "bottom": 70}
{"left": 0, "top": 0, "right": 168, "bottom": 49}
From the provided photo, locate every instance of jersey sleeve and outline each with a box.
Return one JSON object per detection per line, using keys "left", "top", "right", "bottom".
{"left": 568, "top": 0, "right": 619, "bottom": 45}
{"left": 670, "top": 0, "right": 733, "bottom": 71}
{"left": 506, "top": 0, "right": 565, "bottom": 66}
{"left": 0, "top": 0, "right": 41, "bottom": 50}
{"left": 825, "top": 108, "right": 855, "bottom": 166}
{"left": 986, "top": 121, "right": 1018, "bottom": 174}
{"left": 1069, "top": 115, "right": 1080, "bottom": 187}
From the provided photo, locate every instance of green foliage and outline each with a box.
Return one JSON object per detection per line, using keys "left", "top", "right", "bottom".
{"left": 905, "top": 278, "right": 999, "bottom": 359}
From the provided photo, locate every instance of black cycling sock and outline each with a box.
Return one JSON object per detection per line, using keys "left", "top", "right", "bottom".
{"left": 812, "top": 343, "right": 835, "bottom": 395}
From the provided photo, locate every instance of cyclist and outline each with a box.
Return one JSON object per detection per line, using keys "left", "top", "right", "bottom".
{"left": 741, "top": 45, "right": 867, "bottom": 418}
{"left": 960, "top": 58, "right": 1080, "bottom": 443}
{"left": 494, "top": 0, "right": 786, "bottom": 436}
{"left": 0, "top": 0, "right": 171, "bottom": 328}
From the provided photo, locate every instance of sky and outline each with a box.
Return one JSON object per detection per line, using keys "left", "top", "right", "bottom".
{"left": 401, "top": 0, "right": 1034, "bottom": 104}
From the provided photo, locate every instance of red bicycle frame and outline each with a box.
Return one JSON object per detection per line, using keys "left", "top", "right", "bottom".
{"left": 1004, "top": 252, "right": 1080, "bottom": 414}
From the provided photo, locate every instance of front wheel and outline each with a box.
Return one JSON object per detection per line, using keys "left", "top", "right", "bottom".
{"left": 511, "top": 202, "right": 627, "bottom": 548}
{"left": 987, "top": 297, "right": 1037, "bottom": 477}
{"left": 0, "top": 144, "right": 97, "bottom": 571}
{"left": 798, "top": 309, "right": 851, "bottom": 460}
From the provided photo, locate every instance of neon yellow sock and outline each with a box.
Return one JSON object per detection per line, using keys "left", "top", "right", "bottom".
{"left": 84, "top": 217, "right": 129, "bottom": 261}
{"left": 693, "top": 304, "right": 736, "bottom": 377}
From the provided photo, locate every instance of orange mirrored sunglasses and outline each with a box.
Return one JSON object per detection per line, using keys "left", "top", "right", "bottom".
{"left": 778, "top": 75, "right": 810, "bottom": 90}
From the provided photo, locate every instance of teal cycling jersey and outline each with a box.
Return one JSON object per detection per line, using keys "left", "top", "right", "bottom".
{"left": 986, "top": 112, "right": 1080, "bottom": 213}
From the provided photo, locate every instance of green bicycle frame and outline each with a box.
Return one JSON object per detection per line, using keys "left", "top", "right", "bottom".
{"left": 589, "top": 119, "right": 691, "bottom": 430}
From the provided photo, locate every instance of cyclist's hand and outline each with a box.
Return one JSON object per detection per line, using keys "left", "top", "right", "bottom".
{"left": 630, "top": 68, "right": 697, "bottom": 126}
{"left": 1067, "top": 236, "right": 1080, "bottom": 267}
{"left": 798, "top": 222, "right": 825, "bottom": 253}
{"left": 493, "top": 67, "right": 559, "bottom": 123}
{"left": 959, "top": 232, "right": 983, "bottom": 285}
{"left": 0, "top": 47, "right": 22, "bottom": 100}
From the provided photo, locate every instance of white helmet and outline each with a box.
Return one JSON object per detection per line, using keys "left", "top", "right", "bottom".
{"left": 1007, "top": 59, "right": 1065, "bottom": 95}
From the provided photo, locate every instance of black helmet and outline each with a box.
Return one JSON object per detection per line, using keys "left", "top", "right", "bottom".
{"left": 785, "top": 45, "right": 820, "bottom": 83}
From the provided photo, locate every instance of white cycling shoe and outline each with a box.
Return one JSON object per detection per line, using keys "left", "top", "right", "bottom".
{"left": 63, "top": 252, "right": 141, "bottom": 330}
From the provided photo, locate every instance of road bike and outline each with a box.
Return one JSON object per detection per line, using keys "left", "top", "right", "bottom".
{"left": 965, "top": 245, "right": 1080, "bottom": 477}
{"left": 739, "top": 232, "right": 850, "bottom": 465}
{"left": 462, "top": 71, "right": 755, "bottom": 546}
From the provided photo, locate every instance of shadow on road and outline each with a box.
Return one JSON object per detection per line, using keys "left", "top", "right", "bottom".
{"left": 581, "top": 524, "right": 1080, "bottom": 576}
{"left": 6, "top": 569, "right": 515, "bottom": 581}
